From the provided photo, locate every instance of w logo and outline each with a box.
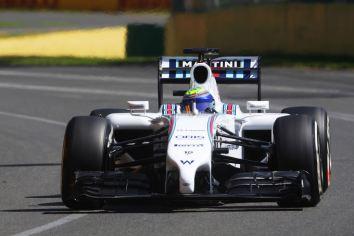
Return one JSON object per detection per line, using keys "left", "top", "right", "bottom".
{"left": 180, "top": 160, "right": 194, "bottom": 165}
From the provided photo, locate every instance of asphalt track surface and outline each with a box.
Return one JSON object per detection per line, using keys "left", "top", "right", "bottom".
{"left": 0, "top": 66, "right": 353, "bottom": 236}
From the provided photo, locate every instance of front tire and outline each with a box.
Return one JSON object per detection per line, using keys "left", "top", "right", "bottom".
{"left": 273, "top": 115, "right": 322, "bottom": 207}
{"left": 61, "top": 116, "right": 112, "bottom": 209}
{"left": 282, "top": 106, "right": 331, "bottom": 192}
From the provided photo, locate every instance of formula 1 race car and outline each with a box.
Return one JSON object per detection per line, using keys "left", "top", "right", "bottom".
{"left": 61, "top": 48, "right": 331, "bottom": 209}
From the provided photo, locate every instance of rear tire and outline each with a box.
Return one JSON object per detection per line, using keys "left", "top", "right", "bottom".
{"left": 273, "top": 115, "right": 322, "bottom": 207}
{"left": 282, "top": 106, "right": 331, "bottom": 192}
{"left": 90, "top": 108, "right": 128, "bottom": 118}
{"left": 61, "top": 116, "right": 112, "bottom": 209}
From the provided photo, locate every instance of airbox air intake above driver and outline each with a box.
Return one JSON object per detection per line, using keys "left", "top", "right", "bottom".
{"left": 193, "top": 65, "right": 209, "bottom": 84}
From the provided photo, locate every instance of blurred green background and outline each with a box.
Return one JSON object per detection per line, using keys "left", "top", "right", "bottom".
{"left": 0, "top": 0, "right": 353, "bottom": 68}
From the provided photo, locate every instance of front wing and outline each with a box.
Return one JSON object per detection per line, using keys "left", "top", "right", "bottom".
{"left": 74, "top": 170, "right": 311, "bottom": 203}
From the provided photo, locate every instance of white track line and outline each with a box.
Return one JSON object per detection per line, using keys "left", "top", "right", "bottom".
{"left": 0, "top": 82, "right": 174, "bottom": 99}
{"left": 0, "top": 112, "right": 84, "bottom": 236}
{"left": 0, "top": 70, "right": 154, "bottom": 84}
{"left": 329, "top": 111, "right": 354, "bottom": 123}
{"left": 0, "top": 111, "right": 85, "bottom": 236}
{"left": 12, "top": 214, "right": 87, "bottom": 236}
{"left": 1, "top": 88, "right": 352, "bottom": 236}
{"left": 262, "top": 84, "right": 348, "bottom": 95}
{"left": 227, "top": 100, "right": 354, "bottom": 123}
{"left": 270, "top": 104, "right": 354, "bottom": 122}
{"left": 1, "top": 70, "right": 351, "bottom": 96}
{"left": 0, "top": 111, "right": 66, "bottom": 126}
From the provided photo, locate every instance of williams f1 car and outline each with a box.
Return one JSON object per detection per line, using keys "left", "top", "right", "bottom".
{"left": 61, "top": 48, "right": 331, "bottom": 209}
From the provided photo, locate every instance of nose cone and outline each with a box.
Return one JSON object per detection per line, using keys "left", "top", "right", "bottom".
{"left": 179, "top": 164, "right": 197, "bottom": 193}
{"left": 166, "top": 115, "right": 214, "bottom": 194}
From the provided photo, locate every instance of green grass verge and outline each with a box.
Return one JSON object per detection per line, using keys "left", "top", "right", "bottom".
{"left": 0, "top": 55, "right": 353, "bottom": 69}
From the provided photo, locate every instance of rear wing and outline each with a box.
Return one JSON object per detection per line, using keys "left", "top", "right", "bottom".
{"left": 157, "top": 56, "right": 261, "bottom": 107}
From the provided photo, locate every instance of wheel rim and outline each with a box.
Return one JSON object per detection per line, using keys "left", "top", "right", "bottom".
{"left": 315, "top": 122, "right": 323, "bottom": 194}
{"left": 326, "top": 117, "right": 331, "bottom": 186}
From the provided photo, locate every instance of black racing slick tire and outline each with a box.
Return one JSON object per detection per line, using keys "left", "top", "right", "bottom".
{"left": 282, "top": 106, "right": 331, "bottom": 192}
{"left": 273, "top": 115, "right": 322, "bottom": 207}
{"left": 61, "top": 116, "right": 112, "bottom": 209}
{"left": 90, "top": 108, "right": 128, "bottom": 118}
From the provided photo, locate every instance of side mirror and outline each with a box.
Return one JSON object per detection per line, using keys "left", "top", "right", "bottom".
{"left": 127, "top": 101, "right": 149, "bottom": 113}
{"left": 246, "top": 101, "right": 269, "bottom": 113}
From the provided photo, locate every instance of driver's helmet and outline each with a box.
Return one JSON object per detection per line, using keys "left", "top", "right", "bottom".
{"left": 181, "top": 87, "right": 215, "bottom": 113}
